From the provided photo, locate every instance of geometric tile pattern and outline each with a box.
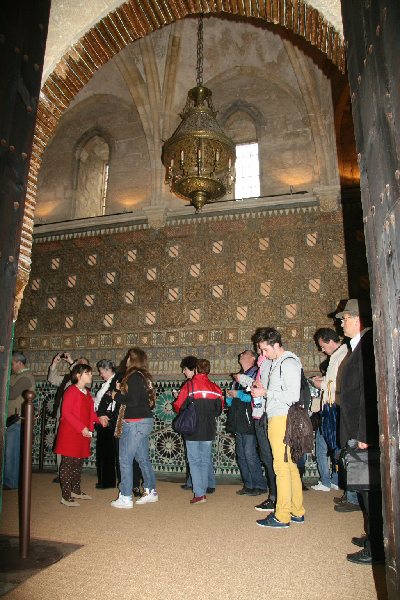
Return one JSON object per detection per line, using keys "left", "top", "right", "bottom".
{"left": 16, "top": 209, "right": 348, "bottom": 377}
{"left": 32, "top": 378, "right": 318, "bottom": 478}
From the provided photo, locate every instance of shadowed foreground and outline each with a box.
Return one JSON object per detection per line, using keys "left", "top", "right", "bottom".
{"left": 0, "top": 473, "right": 387, "bottom": 600}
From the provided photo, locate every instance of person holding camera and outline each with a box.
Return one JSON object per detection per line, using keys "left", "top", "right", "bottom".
{"left": 226, "top": 350, "right": 268, "bottom": 497}
{"left": 48, "top": 352, "right": 89, "bottom": 482}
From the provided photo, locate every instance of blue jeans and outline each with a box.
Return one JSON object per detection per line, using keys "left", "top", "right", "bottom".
{"left": 119, "top": 419, "right": 156, "bottom": 497}
{"left": 236, "top": 433, "right": 268, "bottom": 490}
{"left": 346, "top": 489, "right": 360, "bottom": 505}
{"left": 316, "top": 428, "right": 338, "bottom": 488}
{"left": 4, "top": 421, "right": 21, "bottom": 489}
{"left": 186, "top": 440, "right": 213, "bottom": 497}
{"left": 186, "top": 455, "right": 215, "bottom": 489}
{"left": 254, "top": 417, "right": 276, "bottom": 501}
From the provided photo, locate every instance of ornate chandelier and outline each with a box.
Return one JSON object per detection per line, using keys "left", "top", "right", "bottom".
{"left": 162, "top": 15, "right": 235, "bottom": 212}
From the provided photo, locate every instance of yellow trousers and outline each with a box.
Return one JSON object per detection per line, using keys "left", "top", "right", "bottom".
{"left": 268, "top": 415, "right": 305, "bottom": 523}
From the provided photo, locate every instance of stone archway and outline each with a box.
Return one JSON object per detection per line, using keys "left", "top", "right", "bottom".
{"left": 17, "top": 0, "right": 345, "bottom": 318}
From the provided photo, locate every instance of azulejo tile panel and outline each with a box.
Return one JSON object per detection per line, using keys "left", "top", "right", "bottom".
{"left": 31, "top": 379, "right": 318, "bottom": 478}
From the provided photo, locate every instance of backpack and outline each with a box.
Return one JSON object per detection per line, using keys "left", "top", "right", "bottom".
{"left": 279, "top": 357, "right": 314, "bottom": 463}
{"left": 283, "top": 402, "right": 314, "bottom": 463}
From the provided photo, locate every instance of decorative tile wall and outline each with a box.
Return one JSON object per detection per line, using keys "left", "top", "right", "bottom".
{"left": 32, "top": 378, "right": 319, "bottom": 479}
{"left": 16, "top": 207, "right": 348, "bottom": 377}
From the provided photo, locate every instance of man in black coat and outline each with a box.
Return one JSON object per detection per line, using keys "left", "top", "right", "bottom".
{"left": 337, "top": 299, "right": 384, "bottom": 565}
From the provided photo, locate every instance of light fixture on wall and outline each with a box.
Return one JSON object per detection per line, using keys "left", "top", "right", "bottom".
{"left": 162, "top": 15, "right": 235, "bottom": 212}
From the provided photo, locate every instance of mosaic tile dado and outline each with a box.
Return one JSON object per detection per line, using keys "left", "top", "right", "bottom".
{"left": 32, "top": 378, "right": 319, "bottom": 480}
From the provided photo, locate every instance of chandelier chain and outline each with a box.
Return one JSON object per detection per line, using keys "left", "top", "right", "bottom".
{"left": 196, "top": 14, "right": 203, "bottom": 87}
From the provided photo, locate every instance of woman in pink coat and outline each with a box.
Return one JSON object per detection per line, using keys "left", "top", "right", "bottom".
{"left": 54, "top": 364, "right": 104, "bottom": 506}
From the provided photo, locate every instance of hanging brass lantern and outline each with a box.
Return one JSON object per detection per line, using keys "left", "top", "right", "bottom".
{"left": 162, "top": 15, "right": 235, "bottom": 212}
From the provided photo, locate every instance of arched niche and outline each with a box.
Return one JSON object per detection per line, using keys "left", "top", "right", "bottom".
{"left": 74, "top": 134, "right": 110, "bottom": 219}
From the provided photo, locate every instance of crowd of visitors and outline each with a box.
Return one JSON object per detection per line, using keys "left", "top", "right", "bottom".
{"left": 3, "top": 298, "right": 383, "bottom": 567}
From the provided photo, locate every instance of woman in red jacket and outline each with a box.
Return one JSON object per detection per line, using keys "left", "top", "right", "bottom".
{"left": 173, "top": 359, "right": 223, "bottom": 505}
{"left": 54, "top": 364, "right": 103, "bottom": 507}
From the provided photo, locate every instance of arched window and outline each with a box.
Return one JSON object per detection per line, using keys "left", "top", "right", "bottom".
{"left": 235, "top": 142, "right": 260, "bottom": 199}
{"left": 74, "top": 135, "right": 110, "bottom": 218}
{"left": 223, "top": 109, "right": 260, "bottom": 199}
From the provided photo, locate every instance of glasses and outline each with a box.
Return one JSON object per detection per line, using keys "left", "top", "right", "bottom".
{"left": 341, "top": 315, "right": 356, "bottom": 323}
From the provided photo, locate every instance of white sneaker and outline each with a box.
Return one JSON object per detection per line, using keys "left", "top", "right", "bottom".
{"left": 71, "top": 492, "right": 92, "bottom": 500}
{"left": 311, "top": 481, "right": 331, "bottom": 492}
{"left": 110, "top": 493, "right": 133, "bottom": 509}
{"left": 136, "top": 488, "right": 158, "bottom": 504}
{"left": 330, "top": 483, "right": 339, "bottom": 490}
{"left": 61, "top": 497, "right": 80, "bottom": 507}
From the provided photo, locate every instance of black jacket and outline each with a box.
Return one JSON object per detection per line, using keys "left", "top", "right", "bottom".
{"left": 114, "top": 371, "right": 154, "bottom": 420}
{"left": 340, "top": 329, "right": 379, "bottom": 446}
{"left": 97, "top": 374, "right": 119, "bottom": 426}
{"left": 226, "top": 365, "right": 257, "bottom": 435}
{"left": 183, "top": 396, "right": 222, "bottom": 441}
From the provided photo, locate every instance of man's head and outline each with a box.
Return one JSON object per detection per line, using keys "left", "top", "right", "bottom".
{"left": 251, "top": 327, "right": 284, "bottom": 360}
{"left": 11, "top": 351, "right": 27, "bottom": 374}
{"left": 238, "top": 349, "right": 257, "bottom": 371}
{"left": 180, "top": 355, "right": 198, "bottom": 380}
{"left": 336, "top": 299, "right": 372, "bottom": 339}
{"left": 314, "top": 328, "right": 341, "bottom": 356}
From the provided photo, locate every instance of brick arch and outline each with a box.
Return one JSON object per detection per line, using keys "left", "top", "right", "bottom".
{"left": 17, "top": 1, "right": 345, "bottom": 315}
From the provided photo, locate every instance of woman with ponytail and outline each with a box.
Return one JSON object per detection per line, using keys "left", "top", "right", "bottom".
{"left": 110, "top": 347, "right": 158, "bottom": 509}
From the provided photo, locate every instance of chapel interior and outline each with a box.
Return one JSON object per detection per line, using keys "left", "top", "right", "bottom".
{"left": 15, "top": 6, "right": 367, "bottom": 382}
{"left": 1, "top": 2, "right": 396, "bottom": 599}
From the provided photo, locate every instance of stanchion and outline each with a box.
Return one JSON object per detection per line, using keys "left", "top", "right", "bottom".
{"left": 20, "top": 390, "right": 35, "bottom": 559}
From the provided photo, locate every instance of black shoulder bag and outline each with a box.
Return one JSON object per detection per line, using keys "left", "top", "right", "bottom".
{"left": 173, "top": 381, "right": 197, "bottom": 436}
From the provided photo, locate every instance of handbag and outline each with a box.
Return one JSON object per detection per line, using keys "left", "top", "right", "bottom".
{"left": 114, "top": 404, "right": 126, "bottom": 439}
{"left": 342, "top": 446, "right": 381, "bottom": 491}
{"left": 173, "top": 382, "right": 197, "bottom": 436}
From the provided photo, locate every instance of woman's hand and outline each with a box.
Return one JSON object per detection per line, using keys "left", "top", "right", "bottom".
{"left": 81, "top": 427, "right": 92, "bottom": 437}
{"left": 52, "top": 353, "right": 62, "bottom": 367}
{"left": 99, "top": 416, "right": 109, "bottom": 428}
{"left": 251, "top": 381, "right": 266, "bottom": 397}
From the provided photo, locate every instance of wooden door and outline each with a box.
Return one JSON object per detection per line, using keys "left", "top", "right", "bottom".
{"left": 341, "top": 1, "right": 400, "bottom": 596}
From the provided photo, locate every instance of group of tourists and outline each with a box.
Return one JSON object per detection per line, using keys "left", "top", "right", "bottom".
{"left": 3, "top": 298, "right": 384, "bottom": 568}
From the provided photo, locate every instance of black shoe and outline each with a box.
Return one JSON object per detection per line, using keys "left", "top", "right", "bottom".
{"left": 352, "top": 535, "right": 367, "bottom": 548}
{"left": 52, "top": 477, "right": 60, "bottom": 483}
{"left": 334, "top": 502, "right": 361, "bottom": 513}
{"left": 334, "top": 493, "right": 346, "bottom": 505}
{"left": 133, "top": 487, "right": 142, "bottom": 497}
{"left": 346, "top": 548, "right": 385, "bottom": 565}
{"left": 180, "top": 484, "right": 192, "bottom": 491}
{"left": 244, "top": 488, "right": 264, "bottom": 496}
{"left": 255, "top": 498, "right": 275, "bottom": 512}
{"left": 302, "top": 481, "right": 309, "bottom": 491}
{"left": 2, "top": 484, "right": 13, "bottom": 490}
{"left": 96, "top": 483, "right": 115, "bottom": 489}
{"left": 236, "top": 486, "right": 251, "bottom": 495}
{"left": 206, "top": 487, "right": 215, "bottom": 494}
